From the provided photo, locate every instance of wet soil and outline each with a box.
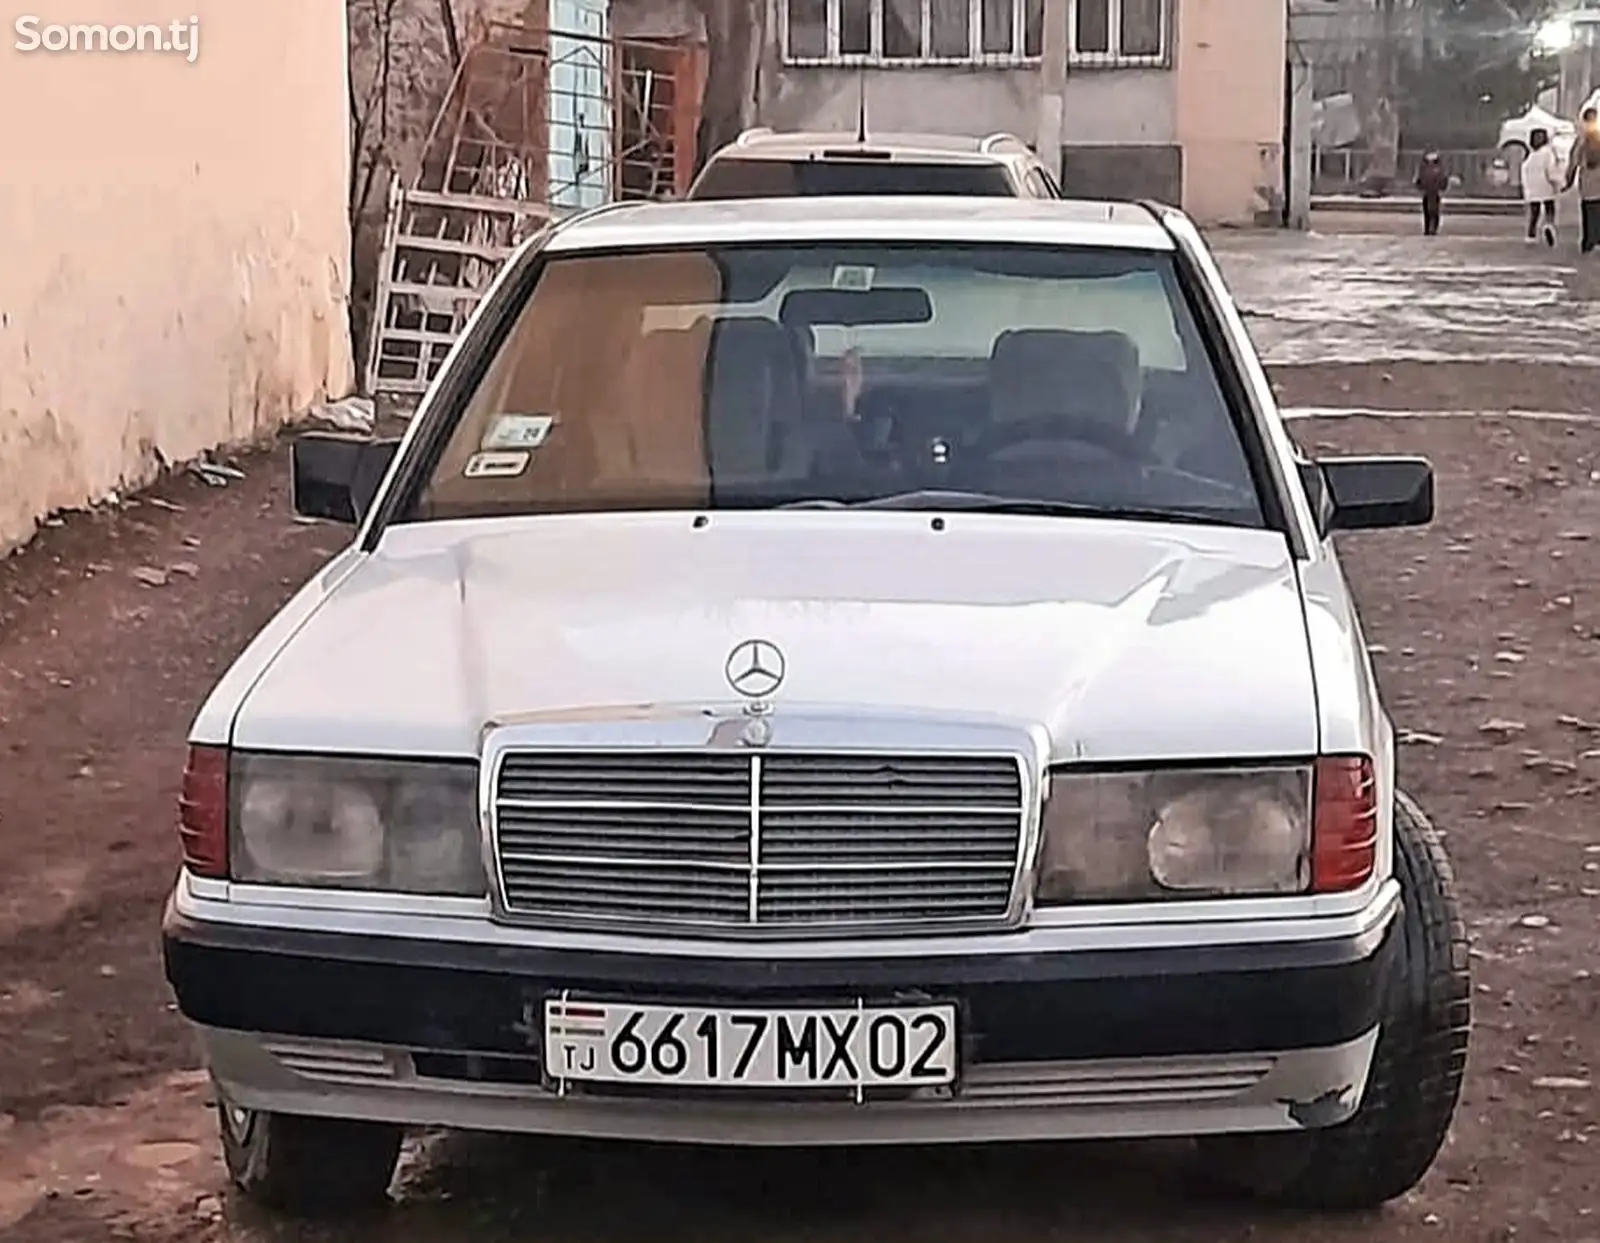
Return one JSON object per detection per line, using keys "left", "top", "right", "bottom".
{"left": 1210, "top": 223, "right": 1600, "bottom": 368}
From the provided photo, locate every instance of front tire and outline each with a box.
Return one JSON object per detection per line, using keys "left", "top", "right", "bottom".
{"left": 1201, "top": 791, "right": 1471, "bottom": 1211}
{"left": 216, "top": 1084, "right": 403, "bottom": 1216}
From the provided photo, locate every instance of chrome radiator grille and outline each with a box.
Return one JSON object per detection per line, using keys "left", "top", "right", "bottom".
{"left": 492, "top": 750, "right": 1027, "bottom": 931}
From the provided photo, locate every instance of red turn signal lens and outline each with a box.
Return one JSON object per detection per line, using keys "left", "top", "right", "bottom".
{"left": 179, "top": 744, "right": 229, "bottom": 878}
{"left": 1312, "top": 755, "right": 1378, "bottom": 893}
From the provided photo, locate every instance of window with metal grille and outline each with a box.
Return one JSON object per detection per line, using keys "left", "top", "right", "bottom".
{"left": 783, "top": 0, "right": 1045, "bottom": 65}
{"left": 1069, "top": 0, "right": 1168, "bottom": 67}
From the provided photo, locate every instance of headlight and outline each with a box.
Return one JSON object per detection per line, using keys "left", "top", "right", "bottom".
{"left": 230, "top": 754, "right": 485, "bottom": 896}
{"left": 1035, "top": 765, "right": 1311, "bottom": 904}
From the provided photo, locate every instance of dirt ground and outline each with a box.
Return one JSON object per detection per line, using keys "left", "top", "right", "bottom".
{"left": 1269, "top": 360, "right": 1600, "bottom": 414}
{"left": 2, "top": 363, "right": 1598, "bottom": 1243}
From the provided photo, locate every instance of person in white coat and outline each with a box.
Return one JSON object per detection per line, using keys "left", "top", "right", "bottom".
{"left": 1522, "top": 128, "right": 1564, "bottom": 247}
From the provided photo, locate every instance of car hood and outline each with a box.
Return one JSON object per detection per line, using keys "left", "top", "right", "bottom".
{"left": 232, "top": 512, "right": 1319, "bottom": 762}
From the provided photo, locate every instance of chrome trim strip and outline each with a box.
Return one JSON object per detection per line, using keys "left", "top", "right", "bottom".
{"left": 174, "top": 871, "right": 1400, "bottom": 961}
{"left": 747, "top": 754, "right": 762, "bottom": 923}
{"left": 497, "top": 799, "right": 1023, "bottom": 816}
{"left": 488, "top": 853, "right": 1017, "bottom": 875}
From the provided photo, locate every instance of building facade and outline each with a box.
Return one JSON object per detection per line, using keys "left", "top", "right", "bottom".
{"left": 0, "top": 0, "right": 355, "bottom": 554}
{"left": 760, "top": 0, "right": 1288, "bottom": 224}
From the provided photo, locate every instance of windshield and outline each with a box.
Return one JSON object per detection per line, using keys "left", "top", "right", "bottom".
{"left": 410, "top": 242, "right": 1265, "bottom": 528}
{"left": 689, "top": 158, "right": 1017, "bottom": 198}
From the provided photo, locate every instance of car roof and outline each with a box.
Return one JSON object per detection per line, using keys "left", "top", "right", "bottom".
{"left": 713, "top": 129, "right": 1034, "bottom": 165}
{"left": 543, "top": 196, "right": 1175, "bottom": 253}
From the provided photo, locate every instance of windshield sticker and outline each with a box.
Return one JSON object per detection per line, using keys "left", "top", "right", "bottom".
{"left": 482, "top": 413, "right": 554, "bottom": 451}
{"left": 464, "top": 450, "right": 530, "bottom": 479}
{"left": 831, "top": 264, "right": 874, "bottom": 291}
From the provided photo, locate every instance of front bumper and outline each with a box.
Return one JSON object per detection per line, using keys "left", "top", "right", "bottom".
{"left": 164, "top": 890, "right": 1398, "bottom": 1145}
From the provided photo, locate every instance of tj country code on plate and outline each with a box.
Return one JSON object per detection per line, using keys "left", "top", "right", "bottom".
{"left": 544, "top": 1000, "right": 958, "bottom": 1088}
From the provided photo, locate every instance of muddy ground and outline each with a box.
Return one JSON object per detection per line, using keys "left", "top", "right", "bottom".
{"left": 1210, "top": 217, "right": 1600, "bottom": 367}
{"left": 1, "top": 361, "right": 1598, "bottom": 1243}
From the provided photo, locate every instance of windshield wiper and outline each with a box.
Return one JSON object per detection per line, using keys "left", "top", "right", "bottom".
{"left": 794, "top": 489, "right": 1229, "bottom": 526}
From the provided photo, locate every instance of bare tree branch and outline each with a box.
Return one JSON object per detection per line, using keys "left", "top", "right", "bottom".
{"left": 347, "top": 0, "right": 387, "bottom": 214}
{"left": 345, "top": 0, "right": 468, "bottom": 374}
{"left": 439, "top": 0, "right": 461, "bottom": 67}
{"left": 351, "top": 0, "right": 401, "bottom": 226}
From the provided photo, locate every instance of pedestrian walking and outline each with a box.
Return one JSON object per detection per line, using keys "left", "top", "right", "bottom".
{"left": 1522, "top": 128, "right": 1563, "bottom": 247}
{"left": 1415, "top": 152, "right": 1448, "bottom": 236}
{"left": 1564, "top": 106, "right": 1600, "bottom": 254}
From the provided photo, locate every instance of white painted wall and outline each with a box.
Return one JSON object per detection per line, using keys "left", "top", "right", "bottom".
{"left": 0, "top": 0, "right": 355, "bottom": 553}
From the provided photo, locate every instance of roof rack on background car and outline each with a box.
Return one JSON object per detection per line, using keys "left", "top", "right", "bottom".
{"left": 978, "top": 133, "right": 1031, "bottom": 155}
{"left": 687, "top": 129, "right": 1064, "bottom": 200}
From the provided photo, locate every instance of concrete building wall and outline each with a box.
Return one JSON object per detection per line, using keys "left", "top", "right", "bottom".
{"left": 754, "top": 54, "right": 1182, "bottom": 204}
{"left": 1063, "top": 69, "right": 1175, "bottom": 143}
{"left": 0, "top": 0, "right": 355, "bottom": 554}
{"left": 755, "top": 0, "right": 1174, "bottom": 154}
{"left": 757, "top": 0, "right": 1282, "bottom": 224}
{"left": 1058, "top": 67, "right": 1181, "bottom": 205}
{"left": 760, "top": 65, "right": 1042, "bottom": 137}
{"left": 1175, "top": 0, "right": 1287, "bottom": 223}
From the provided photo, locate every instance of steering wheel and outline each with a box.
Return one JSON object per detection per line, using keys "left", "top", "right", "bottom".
{"left": 972, "top": 411, "right": 1154, "bottom": 465}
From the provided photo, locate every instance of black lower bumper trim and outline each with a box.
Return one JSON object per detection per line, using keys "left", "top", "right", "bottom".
{"left": 163, "top": 899, "right": 1396, "bottom": 1064}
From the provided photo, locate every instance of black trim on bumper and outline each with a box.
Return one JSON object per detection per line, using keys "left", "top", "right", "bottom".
{"left": 163, "top": 899, "right": 1397, "bottom": 1064}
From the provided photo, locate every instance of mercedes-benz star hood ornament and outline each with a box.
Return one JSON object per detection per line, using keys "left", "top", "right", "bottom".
{"left": 725, "top": 638, "right": 786, "bottom": 701}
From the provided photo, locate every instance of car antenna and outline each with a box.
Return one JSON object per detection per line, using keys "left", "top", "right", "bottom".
{"left": 856, "top": 71, "right": 868, "bottom": 143}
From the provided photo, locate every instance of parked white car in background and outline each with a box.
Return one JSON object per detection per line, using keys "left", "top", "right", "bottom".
{"left": 162, "top": 196, "right": 1471, "bottom": 1219}
{"left": 687, "top": 129, "right": 1063, "bottom": 200}
{"left": 1499, "top": 99, "right": 1599, "bottom": 165}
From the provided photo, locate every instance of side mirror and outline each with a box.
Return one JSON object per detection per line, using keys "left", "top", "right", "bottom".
{"left": 1306, "top": 455, "right": 1434, "bottom": 535}
{"left": 290, "top": 432, "right": 402, "bottom": 526}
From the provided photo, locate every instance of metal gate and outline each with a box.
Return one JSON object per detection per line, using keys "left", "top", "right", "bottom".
{"left": 363, "top": 13, "right": 702, "bottom": 406}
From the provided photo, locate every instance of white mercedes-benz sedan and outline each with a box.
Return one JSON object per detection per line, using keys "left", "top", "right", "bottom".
{"left": 162, "top": 196, "right": 1470, "bottom": 1217}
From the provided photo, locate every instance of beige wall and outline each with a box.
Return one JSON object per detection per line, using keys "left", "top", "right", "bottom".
{"left": 1175, "top": 0, "right": 1286, "bottom": 225}
{"left": 0, "top": 0, "right": 355, "bottom": 554}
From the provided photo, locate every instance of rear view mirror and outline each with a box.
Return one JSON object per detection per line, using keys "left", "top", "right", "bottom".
{"left": 290, "top": 432, "right": 401, "bottom": 526}
{"left": 780, "top": 287, "right": 933, "bottom": 327}
{"left": 1310, "top": 455, "right": 1434, "bottom": 534}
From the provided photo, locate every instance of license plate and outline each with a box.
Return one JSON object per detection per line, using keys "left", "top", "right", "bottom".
{"left": 543, "top": 999, "right": 958, "bottom": 1088}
